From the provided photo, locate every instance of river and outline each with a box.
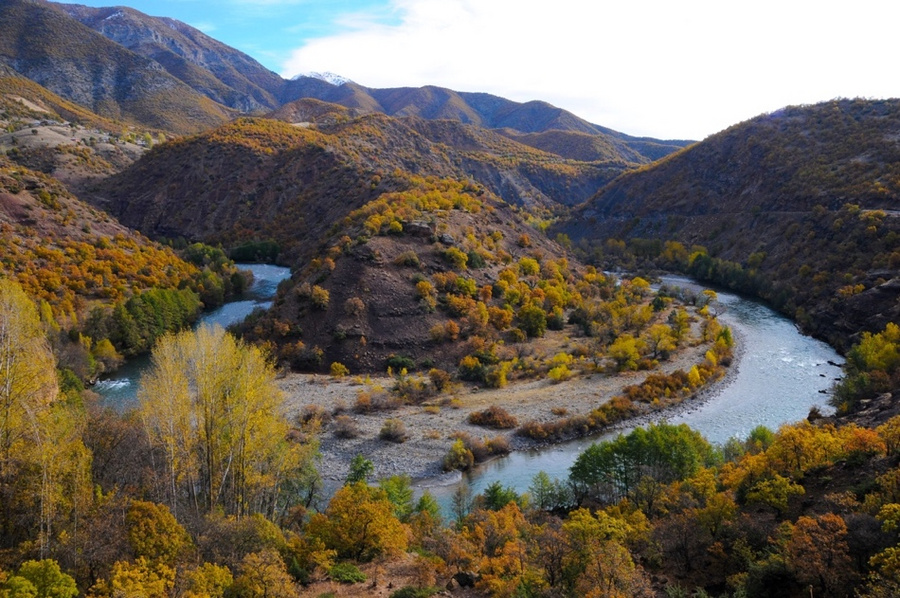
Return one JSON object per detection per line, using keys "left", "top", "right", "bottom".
{"left": 93, "top": 268, "right": 846, "bottom": 510}
{"left": 92, "top": 263, "right": 292, "bottom": 407}
{"left": 419, "top": 276, "right": 845, "bottom": 506}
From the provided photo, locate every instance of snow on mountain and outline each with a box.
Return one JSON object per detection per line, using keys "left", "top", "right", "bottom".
{"left": 293, "top": 72, "right": 353, "bottom": 86}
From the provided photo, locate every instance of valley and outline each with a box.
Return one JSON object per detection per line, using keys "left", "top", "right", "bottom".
{"left": 0, "top": 1, "right": 898, "bottom": 597}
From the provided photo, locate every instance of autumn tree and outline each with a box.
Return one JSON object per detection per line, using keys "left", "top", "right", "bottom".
{"left": 306, "top": 482, "right": 408, "bottom": 562}
{"left": 0, "top": 279, "right": 90, "bottom": 555}
{"left": 782, "top": 514, "right": 855, "bottom": 595}
{"left": 138, "top": 325, "right": 317, "bottom": 519}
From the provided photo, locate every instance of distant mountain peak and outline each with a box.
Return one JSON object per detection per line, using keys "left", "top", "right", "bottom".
{"left": 295, "top": 72, "right": 353, "bottom": 86}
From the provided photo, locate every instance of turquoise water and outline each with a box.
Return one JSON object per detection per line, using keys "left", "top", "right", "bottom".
{"left": 92, "top": 263, "right": 291, "bottom": 408}
{"left": 419, "top": 277, "right": 844, "bottom": 508}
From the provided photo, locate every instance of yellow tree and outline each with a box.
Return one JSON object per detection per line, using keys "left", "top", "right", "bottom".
{"left": 0, "top": 279, "right": 89, "bottom": 555}
{"left": 305, "top": 482, "right": 407, "bottom": 562}
{"left": 139, "top": 325, "right": 314, "bottom": 518}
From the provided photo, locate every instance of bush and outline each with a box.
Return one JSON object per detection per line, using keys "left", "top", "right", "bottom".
{"left": 328, "top": 562, "right": 366, "bottom": 584}
{"left": 442, "top": 247, "right": 469, "bottom": 269}
{"left": 310, "top": 285, "right": 330, "bottom": 310}
{"left": 343, "top": 296, "right": 365, "bottom": 316}
{"left": 468, "top": 405, "right": 518, "bottom": 429}
{"left": 333, "top": 415, "right": 361, "bottom": 439}
{"left": 443, "top": 439, "right": 474, "bottom": 471}
{"left": 330, "top": 362, "right": 350, "bottom": 378}
{"left": 394, "top": 250, "right": 420, "bottom": 267}
{"left": 298, "top": 404, "right": 331, "bottom": 426}
{"left": 386, "top": 354, "right": 416, "bottom": 371}
{"left": 380, "top": 419, "right": 408, "bottom": 443}
{"left": 428, "top": 368, "right": 452, "bottom": 392}
{"left": 548, "top": 364, "right": 572, "bottom": 383}
{"left": 517, "top": 304, "right": 547, "bottom": 338}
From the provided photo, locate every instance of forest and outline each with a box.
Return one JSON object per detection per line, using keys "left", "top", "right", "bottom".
{"left": 2, "top": 268, "right": 900, "bottom": 597}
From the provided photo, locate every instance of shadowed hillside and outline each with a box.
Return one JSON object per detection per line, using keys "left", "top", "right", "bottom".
{"left": 563, "top": 98, "right": 900, "bottom": 350}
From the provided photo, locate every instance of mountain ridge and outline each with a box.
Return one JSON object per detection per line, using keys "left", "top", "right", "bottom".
{"left": 0, "top": 0, "right": 690, "bottom": 162}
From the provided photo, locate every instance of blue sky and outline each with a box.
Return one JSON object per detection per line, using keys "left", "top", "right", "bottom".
{"left": 61, "top": 0, "right": 900, "bottom": 140}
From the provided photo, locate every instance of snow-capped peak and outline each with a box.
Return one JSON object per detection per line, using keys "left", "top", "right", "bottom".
{"left": 293, "top": 72, "right": 353, "bottom": 86}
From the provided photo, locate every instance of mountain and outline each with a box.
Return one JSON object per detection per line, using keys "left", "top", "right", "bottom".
{"left": 563, "top": 98, "right": 900, "bottom": 350}
{"left": 0, "top": 1, "right": 687, "bottom": 164}
{"left": 56, "top": 1, "right": 285, "bottom": 112}
{"left": 80, "top": 114, "right": 626, "bottom": 370}
{"left": 84, "top": 110, "right": 631, "bottom": 256}
{"left": 281, "top": 79, "right": 692, "bottom": 162}
{"left": 0, "top": 0, "right": 236, "bottom": 133}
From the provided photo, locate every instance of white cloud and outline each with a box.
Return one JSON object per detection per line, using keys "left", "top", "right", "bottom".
{"left": 281, "top": 0, "right": 900, "bottom": 139}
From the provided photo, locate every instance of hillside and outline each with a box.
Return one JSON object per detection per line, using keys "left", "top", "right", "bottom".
{"left": 0, "top": 153, "right": 254, "bottom": 381}
{"left": 57, "top": 1, "right": 284, "bottom": 112}
{"left": 0, "top": 71, "right": 156, "bottom": 194}
{"left": 85, "top": 113, "right": 628, "bottom": 254}
{"left": 0, "top": 0, "right": 235, "bottom": 133}
{"left": 82, "top": 114, "right": 675, "bottom": 372}
{"left": 563, "top": 98, "right": 900, "bottom": 351}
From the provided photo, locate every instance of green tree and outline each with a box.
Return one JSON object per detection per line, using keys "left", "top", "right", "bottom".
{"left": 345, "top": 455, "right": 374, "bottom": 485}
{"left": 379, "top": 475, "right": 414, "bottom": 522}
{"left": 517, "top": 303, "right": 547, "bottom": 338}
{"left": 13, "top": 561, "right": 77, "bottom": 598}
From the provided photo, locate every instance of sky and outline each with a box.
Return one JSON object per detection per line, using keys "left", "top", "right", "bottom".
{"left": 64, "top": 0, "right": 900, "bottom": 140}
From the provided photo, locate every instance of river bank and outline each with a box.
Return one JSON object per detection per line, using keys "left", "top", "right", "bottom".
{"left": 279, "top": 331, "right": 738, "bottom": 486}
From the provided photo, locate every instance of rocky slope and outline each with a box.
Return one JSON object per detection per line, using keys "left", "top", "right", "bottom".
{"left": 0, "top": 0, "right": 235, "bottom": 133}
{"left": 57, "top": 2, "right": 284, "bottom": 113}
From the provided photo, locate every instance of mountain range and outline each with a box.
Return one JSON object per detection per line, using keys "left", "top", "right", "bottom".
{"left": 0, "top": 0, "right": 897, "bottom": 359}
{"left": 0, "top": 0, "right": 689, "bottom": 161}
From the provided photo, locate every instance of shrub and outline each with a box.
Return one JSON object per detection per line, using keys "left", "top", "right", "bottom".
{"left": 394, "top": 250, "right": 420, "bottom": 267}
{"left": 310, "top": 285, "right": 330, "bottom": 310}
{"left": 333, "top": 415, "right": 361, "bottom": 439}
{"left": 506, "top": 328, "right": 527, "bottom": 343}
{"left": 548, "top": 364, "right": 572, "bottom": 383}
{"left": 343, "top": 296, "right": 365, "bottom": 316}
{"left": 443, "top": 439, "right": 474, "bottom": 471}
{"left": 442, "top": 247, "right": 469, "bottom": 269}
{"left": 468, "top": 406, "right": 518, "bottom": 429}
{"left": 380, "top": 419, "right": 408, "bottom": 443}
{"left": 428, "top": 368, "right": 452, "bottom": 392}
{"left": 298, "top": 404, "right": 331, "bottom": 426}
{"left": 485, "top": 435, "right": 510, "bottom": 456}
{"left": 328, "top": 562, "right": 366, "bottom": 584}
{"left": 517, "top": 304, "right": 547, "bottom": 338}
{"left": 330, "top": 362, "right": 349, "bottom": 378}
{"left": 386, "top": 354, "right": 416, "bottom": 371}
{"left": 466, "top": 250, "right": 486, "bottom": 269}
